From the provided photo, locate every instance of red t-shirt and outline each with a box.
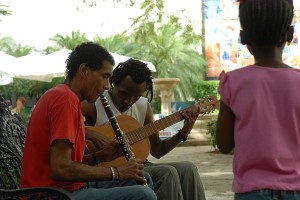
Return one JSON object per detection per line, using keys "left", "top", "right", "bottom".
{"left": 20, "top": 84, "right": 85, "bottom": 191}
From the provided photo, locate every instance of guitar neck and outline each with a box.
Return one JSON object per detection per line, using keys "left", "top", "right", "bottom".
{"left": 123, "top": 95, "right": 218, "bottom": 145}
{"left": 127, "top": 111, "right": 183, "bottom": 144}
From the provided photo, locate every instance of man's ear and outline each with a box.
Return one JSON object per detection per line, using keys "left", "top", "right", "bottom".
{"left": 79, "top": 63, "right": 89, "bottom": 78}
{"left": 240, "top": 30, "right": 246, "bottom": 45}
{"left": 287, "top": 25, "right": 294, "bottom": 43}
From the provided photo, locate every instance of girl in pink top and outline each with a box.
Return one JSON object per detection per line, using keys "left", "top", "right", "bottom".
{"left": 216, "top": 0, "right": 300, "bottom": 199}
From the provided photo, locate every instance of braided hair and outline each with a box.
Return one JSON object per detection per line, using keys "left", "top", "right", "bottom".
{"left": 110, "top": 58, "right": 154, "bottom": 102}
{"left": 238, "top": 0, "right": 294, "bottom": 47}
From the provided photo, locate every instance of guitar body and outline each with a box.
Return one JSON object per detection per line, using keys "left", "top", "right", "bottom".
{"left": 85, "top": 115, "right": 150, "bottom": 167}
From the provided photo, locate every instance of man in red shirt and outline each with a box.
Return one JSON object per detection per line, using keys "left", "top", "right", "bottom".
{"left": 20, "top": 42, "right": 156, "bottom": 200}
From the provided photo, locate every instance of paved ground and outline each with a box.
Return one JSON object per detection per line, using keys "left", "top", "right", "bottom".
{"left": 148, "top": 145, "right": 234, "bottom": 200}
{"left": 149, "top": 117, "right": 234, "bottom": 200}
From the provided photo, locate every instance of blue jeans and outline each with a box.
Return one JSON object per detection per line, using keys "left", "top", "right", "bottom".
{"left": 71, "top": 172, "right": 156, "bottom": 200}
{"left": 235, "top": 189, "right": 300, "bottom": 200}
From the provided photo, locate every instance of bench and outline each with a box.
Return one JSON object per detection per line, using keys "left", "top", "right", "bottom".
{"left": 0, "top": 96, "right": 73, "bottom": 200}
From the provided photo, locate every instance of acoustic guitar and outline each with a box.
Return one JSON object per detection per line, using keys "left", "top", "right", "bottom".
{"left": 85, "top": 95, "right": 219, "bottom": 167}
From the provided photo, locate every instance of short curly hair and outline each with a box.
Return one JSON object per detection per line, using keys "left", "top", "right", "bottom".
{"left": 110, "top": 58, "right": 153, "bottom": 102}
{"left": 65, "top": 42, "right": 115, "bottom": 80}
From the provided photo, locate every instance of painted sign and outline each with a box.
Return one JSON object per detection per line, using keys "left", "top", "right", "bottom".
{"left": 204, "top": 0, "right": 300, "bottom": 78}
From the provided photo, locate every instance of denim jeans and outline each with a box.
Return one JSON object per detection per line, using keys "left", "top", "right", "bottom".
{"left": 71, "top": 172, "right": 156, "bottom": 200}
{"left": 235, "top": 189, "right": 300, "bottom": 200}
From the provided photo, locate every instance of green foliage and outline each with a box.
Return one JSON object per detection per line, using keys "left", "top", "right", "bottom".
{"left": 18, "top": 109, "right": 31, "bottom": 127}
{"left": 47, "top": 30, "right": 88, "bottom": 52}
{"left": 0, "top": 5, "right": 11, "bottom": 18}
{"left": 27, "top": 77, "right": 64, "bottom": 97}
{"left": 0, "top": 79, "right": 36, "bottom": 99}
{"left": 150, "top": 90, "right": 161, "bottom": 114}
{"left": 192, "top": 80, "right": 220, "bottom": 101}
{"left": 0, "top": 84, "right": 13, "bottom": 99}
{"left": 0, "top": 78, "right": 64, "bottom": 100}
{"left": 0, "top": 36, "right": 35, "bottom": 57}
{"left": 81, "top": 0, "right": 97, "bottom": 7}
{"left": 125, "top": 20, "right": 206, "bottom": 101}
{"left": 93, "top": 33, "right": 129, "bottom": 53}
{"left": 12, "top": 79, "right": 35, "bottom": 97}
{"left": 206, "top": 119, "right": 217, "bottom": 149}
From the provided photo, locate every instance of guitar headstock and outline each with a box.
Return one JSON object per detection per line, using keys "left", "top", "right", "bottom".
{"left": 196, "top": 95, "right": 219, "bottom": 115}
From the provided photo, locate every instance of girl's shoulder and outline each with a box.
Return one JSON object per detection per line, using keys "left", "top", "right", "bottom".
{"left": 219, "top": 65, "right": 254, "bottom": 80}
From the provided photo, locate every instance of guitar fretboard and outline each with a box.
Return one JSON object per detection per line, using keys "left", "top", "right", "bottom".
{"left": 127, "top": 111, "right": 183, "bottom": 144}
{"left": 124, "top": 95, "right": 218, "bottom": 144}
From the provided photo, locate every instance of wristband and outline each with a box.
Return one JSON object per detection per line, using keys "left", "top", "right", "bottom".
{"left": 113, "top": 166, "right": 120, "bottom": 180}
{"left": 176, "top": 129, "right": 187, "bottom": 142}
{"left": 110, "top": 167, "right": 116, "bottom": 181}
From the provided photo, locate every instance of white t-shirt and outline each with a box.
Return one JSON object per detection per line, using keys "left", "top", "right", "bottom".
{"left": 95, "top": 90, "right": 148, "bottom": 126}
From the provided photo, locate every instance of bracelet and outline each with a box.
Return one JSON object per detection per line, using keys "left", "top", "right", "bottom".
{"left": 92, "top": 153, "right": 99, "bottom": 164}
{"left": 113, "top": 166, "right": 120, "bottom": 180}
{"left": 176, "top": 129, "right": 187, "bottom": 142}
{"left": 110, "top": 167, "right": 116, "bottom": 181}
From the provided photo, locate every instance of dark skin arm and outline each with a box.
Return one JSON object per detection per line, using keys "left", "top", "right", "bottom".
{"left": 82, "top": 139, "right": 122, "bottom": 165}
{"left": 216, "top": 101, "right": 235, "bottom": 154}
{"left": 146, "top": 103, "right": 200, "bottom": 159}
{"left": 50, "top": 139, "right": 146, "bottom": 184}
{"left": 85, "top": 128, "right": 112, "bottom": 151}
{"left": 50, "top": 139, "right": 115, "bottom": 181}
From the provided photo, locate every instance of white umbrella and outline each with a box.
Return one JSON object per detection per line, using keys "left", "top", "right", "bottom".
{"left": 0, "top": 52, "right": 56, "bottom": 82}
{"left": 14, "top": 52, "right": 55, "bottom": 82}
{"left": 110, "top": 52, "right": 156, "bottom": 72}
{"left": 47, "top": 50, "right": 157, "bottom": 72}
{"left": 0, "top": 50, "right": 67, "bottom": 83}
{"left": 0, "top": 77, "right": 13, "bottom": 85}
{"left": 0, "top": 50, "right": 156, "bottom": 83}
{"left": 43, "top": 49, "right": 69, "bottom": 78}
{"left": 0, "top": 52, "right": 17, "bottom": 85}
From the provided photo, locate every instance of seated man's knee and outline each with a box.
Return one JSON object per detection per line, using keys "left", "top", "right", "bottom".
{"left": 159, "top": 165, "right": 179, "bottom": 182}
{"left": 179, "top": 161, "right": 198, "bottom": 172}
